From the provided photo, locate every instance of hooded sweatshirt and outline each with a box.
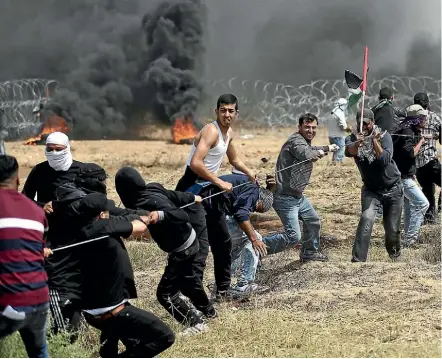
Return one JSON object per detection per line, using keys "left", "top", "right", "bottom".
{"left": 327, "top": 98, "right": 349, "bottom": 137}
{"left": 115, "top": 167, "right": 197, "bottom": 253}
{"left": 45, "top": 164, "right": 146, "bottom": 299}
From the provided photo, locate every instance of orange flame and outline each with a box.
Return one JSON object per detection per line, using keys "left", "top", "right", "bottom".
{"left": 172, "top": 117, "right": 198, "bottom": 144}
{"left": 24, "top": 115, "right": 69, "bottom": 145}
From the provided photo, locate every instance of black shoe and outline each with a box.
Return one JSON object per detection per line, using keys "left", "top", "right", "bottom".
{"left": 300, "top": 252, "right": 328, "bottom": 262}
{"left": 200, "top": 305, "right": 218, "bottom": 319}
{"left": 99, "top": 336, "right": 119, "bottom": 358}
{"left": 389, "top": 251, "right": 401, "bottom": 261}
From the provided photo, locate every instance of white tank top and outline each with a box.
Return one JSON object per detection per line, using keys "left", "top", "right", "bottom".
{"left": 186, "top": 121, "right": 230, "bottom": 174}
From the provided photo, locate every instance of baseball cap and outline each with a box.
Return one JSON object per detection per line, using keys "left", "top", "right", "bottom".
{"left": 406, "top": 104, "right": 428, "bottom": 117}
{"left": 356, "top": 108, "right": 374, "bottom": 123}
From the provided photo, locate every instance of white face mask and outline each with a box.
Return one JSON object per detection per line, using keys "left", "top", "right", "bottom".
{"left": 45, "top": 147, "right": 73, "bottom": 171}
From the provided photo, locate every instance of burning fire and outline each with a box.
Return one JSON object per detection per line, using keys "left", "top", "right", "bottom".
{"left": 172, "top": 117, "right": 198, "bottom": 144}
{"left": 24, "top": 115, "right": 69, "bottom": 145}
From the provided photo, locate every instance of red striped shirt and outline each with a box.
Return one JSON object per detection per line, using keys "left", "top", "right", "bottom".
{"left": 0, "top": 189, "right": 49, "bottom": 311}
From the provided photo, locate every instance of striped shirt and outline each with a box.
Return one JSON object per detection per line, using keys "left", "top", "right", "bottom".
{"left": 0, "top": 189, "right": 49, "bottom": 312}
{"left": 416, "top": 111, "right": 442, "bottom": 168}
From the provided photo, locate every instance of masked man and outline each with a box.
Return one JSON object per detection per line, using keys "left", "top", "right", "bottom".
{"left": 115, "top": 167, "right": 217, "bottom": 335}
{"left": 413, "top": 92, "right": 442, "bottom": 224}
{"left": 22, "top": 132, "right": 84, "bottom": 338}
{"left": 22, "top": 132, "right": 83, "bottom": 213}
{"left": 393, "top": 105, "right": 430, "bottom": 247}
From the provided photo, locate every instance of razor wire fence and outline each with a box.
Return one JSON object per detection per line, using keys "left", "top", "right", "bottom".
{"left": 0, "top": 79, "right": 58, "bottom": 139}
{"left": 201, "top": 76, "right": 441, "bottom": 127}
{"left": 0, "top": 76, "right": 440, "bottom": 139}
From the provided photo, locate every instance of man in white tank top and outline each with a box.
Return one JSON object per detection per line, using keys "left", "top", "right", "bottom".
{"left": 175, "top": 94, "right": 257, "bottom": 301}
{"left": 176, "top": 94, "right": 256, "bottom": 192}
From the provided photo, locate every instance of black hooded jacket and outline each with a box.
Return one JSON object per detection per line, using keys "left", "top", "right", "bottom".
{"left": 45, "top": 163, "right": 146, "bottom": 299}
{"left": 115, "top": 167, "right": 197, "bottom": 253}
{"left": 77, "top": 215, "right": 138, "bottom": 310}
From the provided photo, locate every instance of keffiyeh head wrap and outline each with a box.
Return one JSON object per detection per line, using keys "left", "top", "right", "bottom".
{"left": 45, "top": 132, "right": 73, "bottom": 171}
{"left": 258, "top": 187, "right": 274, "bottom": 212}
{"left": 356, "top": 125, "right": 386, "bottom": 164}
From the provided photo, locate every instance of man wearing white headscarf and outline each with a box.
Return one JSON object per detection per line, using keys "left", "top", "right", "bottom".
{"left": 22, "top": 132, "right": 85, "bottom": 340}
{"left": 327, "top": 98, "right": 351, "bottom": 164}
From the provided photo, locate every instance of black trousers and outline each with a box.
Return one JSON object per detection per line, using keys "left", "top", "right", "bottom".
{"left": 352, "top": 182, "right": 403, "bottom": 261}
{"left": 49, "top": 289, "right": 82, "bottom": 343}
{"left": 416, "top": 159, "right": 441, "bottom": 220}
{"left": 184, "top": 204, "right": 210, "bottom": 285}
{"left": 156, "top": 239, "right": 213, "bottom": 326}
{"left": 84, "top": 304, "right": 175, "bottom": 358}
{"left": 186, "top": 200, "right": 231, "bottom": 292}
{"left": 176, "top": 169, "right": 232, "bottom": 293}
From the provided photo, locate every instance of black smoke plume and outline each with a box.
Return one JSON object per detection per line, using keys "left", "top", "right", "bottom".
{"left": 141, "top": 0, "right": 207, "bottom": 124}
{"left": 0, "top": 0, "right": 206, "bottom": 139}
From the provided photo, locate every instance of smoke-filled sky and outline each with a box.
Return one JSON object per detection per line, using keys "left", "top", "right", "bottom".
{"left": 204, "top": 0, "right": 441, "bottom": 83}
{"left": 0, "top": 0, "right": 440, "bottom": 137}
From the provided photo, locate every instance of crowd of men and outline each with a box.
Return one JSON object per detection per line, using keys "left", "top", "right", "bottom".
{"left": 0, "top": 90, "right": 440, "bottom": 357}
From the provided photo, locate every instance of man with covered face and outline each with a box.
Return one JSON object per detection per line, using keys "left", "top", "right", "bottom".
{"left": 413, "top": 92, "right": 442, "bottom": 224}
{"left": 393, "top": 105, "right": 431, "bottom": 247}
{"left": 22, "top": 132, "right": 83, "bottom": 213}
{"left": 21, "top": 132, "right": 84, "bottom": 338}
{"left": 345, "top": 109, "right": 403, "bottom": 262}
{"left": 115, "top": 167, "right": 217, "bottom": 336}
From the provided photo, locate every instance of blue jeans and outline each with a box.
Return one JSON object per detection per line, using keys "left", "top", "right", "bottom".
{"left": 264, "top": 193, "right": 320, "bottom": 257}
{"left": 0, "top": 304, "right": 49, "bottom": 358}
{"left": 227, "top": 216, "right": 261, "bottom": 286}
{"left": 402, "top": 178, "right": 429, "bottom": 243}
{"left": 329, "top": 136, "right": 345, "bottom": 162}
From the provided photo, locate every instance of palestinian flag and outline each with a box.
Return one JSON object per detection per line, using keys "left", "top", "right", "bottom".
{"left": 345, "top": 70, "right": 363, "bottom": 108}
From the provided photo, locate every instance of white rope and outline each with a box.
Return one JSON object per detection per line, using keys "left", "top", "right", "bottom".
{"left": 51, "top": 235, "right": 109, "bottom": 252}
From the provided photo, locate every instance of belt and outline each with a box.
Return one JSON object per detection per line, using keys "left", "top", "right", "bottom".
{"left": 85, "top": 303, "right": 127, "bottom": 321}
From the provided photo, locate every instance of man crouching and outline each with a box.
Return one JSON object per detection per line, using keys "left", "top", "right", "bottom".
{"left": 115, "top": 167, "right": 217, "bottom": 336}
{"left": 70, "top": 193, "right": 175, "bottom": 357}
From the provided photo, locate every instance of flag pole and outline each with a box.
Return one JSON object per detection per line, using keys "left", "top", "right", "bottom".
{"left": 359, "top": 46, "right": 369, "bottom": 133}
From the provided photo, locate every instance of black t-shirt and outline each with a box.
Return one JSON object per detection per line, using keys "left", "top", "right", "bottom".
{"left": 22, "top": 160, "right": 83, "bottom": 207}
{"left": 77, "top": 217, "right": 137, "bottom": 310}
{"left": 393, "top": 127, "right": 419, "bottom": 178}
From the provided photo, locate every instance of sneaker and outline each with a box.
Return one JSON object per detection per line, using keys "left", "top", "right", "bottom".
{"left": 179, "top": 322, "right": 209, "bottom": 336}
{"left": 402, "top": 239, "right": 419, "bottom": 248}
{"left": 200, "top": 306, "right": 218, "bottom": 319}
{"left": 300, "top": 252, "right": 328, "bottom": 262}
{"left": 229, "top": 283, "right": 270, "bottom": 298}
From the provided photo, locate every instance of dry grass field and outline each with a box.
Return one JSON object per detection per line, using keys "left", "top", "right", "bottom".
{"left": 1, "top": 126, "right": 441, "bottom": 358}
